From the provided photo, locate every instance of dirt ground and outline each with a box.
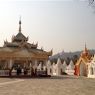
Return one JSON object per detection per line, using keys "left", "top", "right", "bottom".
{"left": 0, "top": 75, "right": 95, "bottom": 95}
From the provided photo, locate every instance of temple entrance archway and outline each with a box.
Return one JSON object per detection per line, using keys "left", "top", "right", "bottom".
{"left": 79, "top": 62, "right": 86, "bottom": 76}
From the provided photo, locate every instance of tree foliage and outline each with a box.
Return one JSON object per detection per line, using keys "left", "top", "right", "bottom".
{"left": 89, "top": 0, "right": 94, "bottom": 5}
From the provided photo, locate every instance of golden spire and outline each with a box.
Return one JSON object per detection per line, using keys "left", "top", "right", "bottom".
{"left": 19, "top": 16, "right": 21, "bottom": 33}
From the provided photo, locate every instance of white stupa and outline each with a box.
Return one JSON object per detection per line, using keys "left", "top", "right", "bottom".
{"left": 67, "top": 60, "right": 75, "bottom": 70}
{"left": 47, "top": 60, "right": 52, "bottom": 75}
{"left": 63, "top": 60, "right": 67, "bottom": 73}
{"left": 52, "top": 62, "right": 56, "bottom": 75}
{"left": 88, "top": 55, "right": 95, "bottom": 78}
{"left": 56, "top": 58, "right": 63, "bottom": 75}
{"left": 66, "top": 60, "right": 75, "bottom": 75}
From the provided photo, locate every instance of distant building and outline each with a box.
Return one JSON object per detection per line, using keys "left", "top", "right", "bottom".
{"left": 0, "top": 18, "right": 52, "bottom": 77}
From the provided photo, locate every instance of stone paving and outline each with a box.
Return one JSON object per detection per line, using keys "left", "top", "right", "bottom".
{"left": 0, "top": 76, "right": 95, "bottom": 95}
{"left": 0, "top": 78, "right": 16, "bottom": 83}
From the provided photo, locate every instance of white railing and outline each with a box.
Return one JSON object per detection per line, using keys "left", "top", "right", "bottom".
{"left": 0, "top": 70, "right": 9, "bottom": 76}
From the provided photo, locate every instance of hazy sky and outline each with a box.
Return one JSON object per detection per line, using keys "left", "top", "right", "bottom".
{"left": 0, "top": 0, "right": 95, "bottom": 54}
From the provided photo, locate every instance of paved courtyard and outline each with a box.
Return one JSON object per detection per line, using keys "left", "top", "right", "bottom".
{"left": 0, "top": 76, "right": 95, "bottom": 95}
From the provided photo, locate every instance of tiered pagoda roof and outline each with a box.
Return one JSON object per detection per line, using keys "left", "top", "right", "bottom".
{"left": 0, "top": 18, "right": 52, "bottom": 59}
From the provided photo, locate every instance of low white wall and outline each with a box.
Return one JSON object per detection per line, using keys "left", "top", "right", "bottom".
{"left": 0, "top": 70, "right": 9, "bottom": 76}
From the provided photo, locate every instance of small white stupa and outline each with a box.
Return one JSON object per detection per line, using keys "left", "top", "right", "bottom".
{"left": 56, "top": 58, "right": 63, "bottom": 75}
{"left": 52, "top": 62, "right": 56, "bottom": 75}
{"left": 66, "top": 60, "right": 75, "bottom": 75}
{"left": 47, "top": 60, "right": 52, "bottom": 75}
{"left": 88, "top": 55, "right": 95, "bottom": 78}
{"left": 63, "top": 60, "right": 67, "bottom": 73}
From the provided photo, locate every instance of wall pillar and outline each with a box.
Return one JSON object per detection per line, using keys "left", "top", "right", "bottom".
{"left": 9, "top": 59, "right": 13, "bottom": 69}
{"left": 44, "top": 60, "right": 47, "bottom": 66}
{"left": 34, "top": 60, "right": 38, "bottom": 68}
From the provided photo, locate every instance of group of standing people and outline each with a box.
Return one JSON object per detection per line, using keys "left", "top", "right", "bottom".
{"left": 9, "top": 64, "right": 48, "bottom": 77}
{"left": 16, "top": 65, "right": 28, "bottom": 76}
{"left": 9, "top": 65, "right": 37, "bottom": 77}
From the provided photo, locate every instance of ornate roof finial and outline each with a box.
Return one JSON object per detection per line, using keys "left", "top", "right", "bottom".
{"left": 36, "top": 41, "right": 38, "bottom": 46}
{"left": 85, "top": 42, "right": 87, "bottom": 52}
{"left": 41, "top": 46, "right": 43, "bottom": 51}
{"left": 19, "top": 16, "right": 21, "bottom": 33}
